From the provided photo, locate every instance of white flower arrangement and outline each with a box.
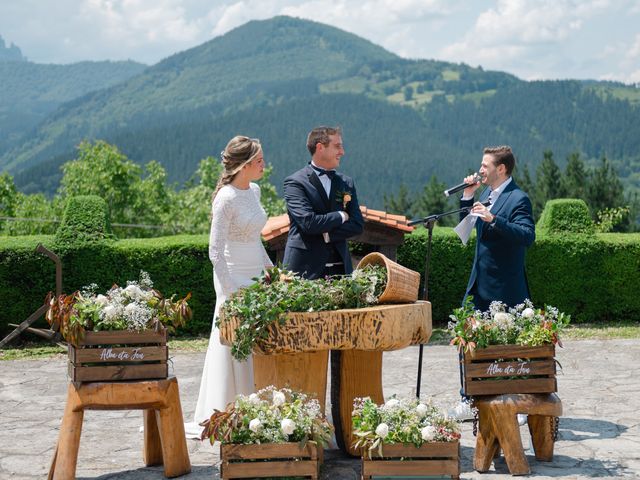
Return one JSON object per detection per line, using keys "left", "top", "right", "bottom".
{"left": 45, "top": 271, "right": 191, "bottom": 344}
{"left": 352, "top": 396, "right": 461, "bottom": 457}
{"left": 448, "top": 297, "right": 571, "bottom": 352}
{"left": 201, "top": 385, "right": 333, "bottom": 447}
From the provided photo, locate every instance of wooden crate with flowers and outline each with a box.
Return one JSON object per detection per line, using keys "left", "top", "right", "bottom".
{"left": 448, "top": 298, "right": 570, "bottom": 396}
{"left": 45, "top": 271, "right": 191, "bottom": 383}
{"left": 352, "top": 397, "right": 461, "bottom": 480}
{"left": 201, "top": 386, "right": 332, "bottom": 480}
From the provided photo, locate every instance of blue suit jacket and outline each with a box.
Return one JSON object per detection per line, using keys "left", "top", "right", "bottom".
{"left": 283, "top": 164, "right": 364, "bottom": 279}
{"left": 460, "top": 179, "right": 535, "bottom": 311}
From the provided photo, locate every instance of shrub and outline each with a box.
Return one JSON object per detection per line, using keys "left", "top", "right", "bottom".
{"left": 537, "top": 198, "right": 595, "bottom": 234}
{"left": 54, "top": 195, "right": 113, "bottom": 245}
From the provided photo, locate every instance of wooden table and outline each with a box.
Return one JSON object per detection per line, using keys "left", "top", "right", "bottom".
{"left": 49, "top": 377, "right": 191, "bottom": 479}
{"left": 221, "top": 301, "right": 432, "bottom": 455}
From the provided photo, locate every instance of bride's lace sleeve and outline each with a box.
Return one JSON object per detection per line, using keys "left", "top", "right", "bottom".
{"left": 208, "top": 192, "right": 236, "bottom": 296}
{"left": 251, "top": 183, "right": 274, "bottom": 269}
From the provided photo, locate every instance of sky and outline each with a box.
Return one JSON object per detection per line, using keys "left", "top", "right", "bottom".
{"left": 1, "top": 0, "right": 639, "bottom": 83}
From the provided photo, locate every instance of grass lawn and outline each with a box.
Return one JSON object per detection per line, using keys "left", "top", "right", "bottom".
{"left": 1, "top": 322, "right": 638, "bottom": 361}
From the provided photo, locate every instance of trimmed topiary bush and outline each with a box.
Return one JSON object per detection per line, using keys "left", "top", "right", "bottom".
{"left": 54, "top": 195, "right": 113, "bottom": 245}
{"left": 537, "top": 198, "right": 595, "bottom": 235}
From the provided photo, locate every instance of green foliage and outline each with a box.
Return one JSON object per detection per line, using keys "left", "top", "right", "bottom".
{"left": 54, "top": 195, "right": 113, "bottom": 245}
{"left": 537, "top": 199, "right": 595, "bottom": 235}
{"left": 220, "top": 265, "right": 387, "bottom": 360}
{"left": 595, "top": 206, "right": 631, "bottom": 233}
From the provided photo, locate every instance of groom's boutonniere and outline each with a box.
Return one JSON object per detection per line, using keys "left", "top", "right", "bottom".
{"left": 336, "top": 190, "right": 352, "bottom": 210}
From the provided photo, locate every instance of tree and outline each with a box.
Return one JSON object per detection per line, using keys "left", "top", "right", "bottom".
{"left": 403, "top": 85, "right": 414, "bottom": 101}
{"left": 587, "top": 156, "right": 625, "bottom": 214}
{"left": 412, "top": 176, "right": 456, "bottom": 226}
{"left": 383, "top": 184, "right": 414, "bottom": 217}
{"left": 0, "top": 172, "right": 18, "bottom": 218}
{"left": 563, "top": 152, "right": 588, "bottom": 201}
{"left": 513, "top": 163, "right": 537, "bottom": 214}
{"left": 535, "top": 150, "right": 565, "bottom": 216}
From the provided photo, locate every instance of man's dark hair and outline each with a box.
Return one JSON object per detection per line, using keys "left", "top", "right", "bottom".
{"left": 484, "top": 145, "right": 516, "bottom": 175}
{"left": 307, "top": 126, "right": 342, "bottom": 156}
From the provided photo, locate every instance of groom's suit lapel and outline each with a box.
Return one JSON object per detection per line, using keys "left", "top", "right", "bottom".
{"left": 305, "top": 166, "right": 331, "bottom": 211}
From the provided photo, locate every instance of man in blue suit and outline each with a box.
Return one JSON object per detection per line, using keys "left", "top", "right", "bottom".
{"left": 283, "top": 126, "right": 364, "bottom": 279}
{"left": 451, "top": 146, "right": 535, "bottom": 421}
{"left": 460, "top": 145, "right": 535, "bottom": 311}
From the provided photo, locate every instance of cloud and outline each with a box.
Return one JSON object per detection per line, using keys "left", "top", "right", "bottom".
{"left": 440, "top": 0, "right": 610, "bottom": 75}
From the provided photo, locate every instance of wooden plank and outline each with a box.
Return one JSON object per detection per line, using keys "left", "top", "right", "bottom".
{"left": 466, "top": 344, "right": 555, "bottom": 362}
{"left": 221, "top": 443, "right": 316, "bottom": 460}
{"left": 221, "top": 460, "right": 317, "bottom": 478}
{"left": 370, "top": 442, "right": 458, "bottom": 458}
{"left": 465, "top": 359, "right": 556, "bottom": 378}
{"left": 362, "top": 459, "right": 459, "bottom": 476}
{"left": 70, "top": 346, "right": 167, "bottom": 364}
{"left": 465, "top": 378, "right": 556, "bottom": 396}
{"left": 69, "top": 363, "right": 168, "bottom": 382}
{"left": 78, "top": 329, "right": 167, "bottom": 346}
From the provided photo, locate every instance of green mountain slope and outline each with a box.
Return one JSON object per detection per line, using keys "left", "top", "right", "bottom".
{"left": 2, "top": 16, "right": 640, "bottom": 208}
{"left": 0, "top": 60, "right": 147, "bottom": 153}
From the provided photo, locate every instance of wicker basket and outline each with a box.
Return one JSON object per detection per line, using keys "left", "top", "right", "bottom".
{"left": 356, "top": 252, "right": 420, "bottom": 304}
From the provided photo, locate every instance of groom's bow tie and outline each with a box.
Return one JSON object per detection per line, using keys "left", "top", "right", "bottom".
{"left": 311, "top": 165, "right": 336, "bottom": 180}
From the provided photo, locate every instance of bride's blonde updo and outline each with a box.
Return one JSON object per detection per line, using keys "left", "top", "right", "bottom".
{"left": 212, "top": 136, "right": 262, "bottom": 202}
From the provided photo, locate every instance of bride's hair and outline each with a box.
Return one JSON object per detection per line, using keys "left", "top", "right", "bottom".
{"left": 211, "top": 136, "right": 262, "bottom": 203}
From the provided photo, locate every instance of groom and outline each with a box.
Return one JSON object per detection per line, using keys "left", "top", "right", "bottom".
{"left": 283, "top": 125, "right": 364, "bottom": 452}
{"left": 283, "top": 126, "right": 364, "bottom": 278}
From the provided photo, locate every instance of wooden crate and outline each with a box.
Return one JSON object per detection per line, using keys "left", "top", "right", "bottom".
{"left": 361, "top": 441, "right": 460, "bottom": 480}
{"left": 220, "top": 442, "right": 321, "bottom": 479}
{"left": 463, "top": 344, "right": 556, "bottom": 396}
{"left": 68, "top": 328, "right": 168, "bottom": 383}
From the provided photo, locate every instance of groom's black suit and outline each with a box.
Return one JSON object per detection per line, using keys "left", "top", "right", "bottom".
{"left": 283, "top": 163, "right": 364, "bottom": 279}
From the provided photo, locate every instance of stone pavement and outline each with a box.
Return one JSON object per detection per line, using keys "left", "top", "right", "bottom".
{"left": 1, "top": 339, "right": 639, "bottom": 479}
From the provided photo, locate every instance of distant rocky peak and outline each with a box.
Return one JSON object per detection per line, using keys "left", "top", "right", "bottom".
{"left": 0, "top": 35, "right": 27, "bottom": 62}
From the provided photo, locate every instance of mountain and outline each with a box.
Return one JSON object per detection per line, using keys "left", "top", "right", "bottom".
{"left": 0, "top": 59, "right": 147, "bottom": 154}
{"left": 2, "top": 16, "right": 640, "bottom": 207}
{"left": 0, "top": 35, "right": 26, "bottom": 62}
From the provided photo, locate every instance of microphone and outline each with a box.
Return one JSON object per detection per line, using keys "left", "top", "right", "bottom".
{"left": 443, "top": 173, "right": 481, "bottom": 197}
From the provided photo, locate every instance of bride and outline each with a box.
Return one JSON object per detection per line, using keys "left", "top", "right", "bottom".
{"left": 185, "top": 136, "right": 273, "bottom": 438}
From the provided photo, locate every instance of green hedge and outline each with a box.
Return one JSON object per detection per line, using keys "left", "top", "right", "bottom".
{"left": 0, "top": 235, "right": 214, "bottom": 336}
{"left": 536, "top": 198, "right": 594, "bottom": 234}
{"left": 55, "top": 195, "right": 113, "bottom": 245}
{"left": 398, "top": 227, "right": 640, "bottom": 324}
{"left": 2, "top": 229, "right": 639, "bottom": 337}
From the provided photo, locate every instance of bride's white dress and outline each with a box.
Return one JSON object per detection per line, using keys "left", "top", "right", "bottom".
{"left": 184, "top": 182, "right": 272, "bottom": 438}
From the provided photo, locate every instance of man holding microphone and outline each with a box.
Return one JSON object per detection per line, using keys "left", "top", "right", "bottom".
{"left": 450, "top": 145, "right": 535, "bottom": 420}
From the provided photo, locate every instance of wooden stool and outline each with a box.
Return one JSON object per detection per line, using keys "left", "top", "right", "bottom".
{"left": 473, "top": 393, "right": 562, "bottom": 476}
{"left": 49, "top": 376, "right": 191, "bottom": 479}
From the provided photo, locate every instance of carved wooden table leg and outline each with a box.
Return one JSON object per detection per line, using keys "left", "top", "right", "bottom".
{"left": 156, "top": 378, "right": 191, "bottom": 478}
{"left": 253, "top": 351, "right": 329, "bottom": 414}
{"left": 334, "top": 350, "right": 384, "bottom": 456}
{"left": 489, "top": 402, "right": 530, "bottom": 475}
{"left": 528, "top": 415, "right": 555, "bottom": 461}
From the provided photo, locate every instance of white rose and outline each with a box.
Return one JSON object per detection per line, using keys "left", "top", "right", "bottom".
{"left": 248, "top": 393, "right": 260, "bottom": 405}
{"left": 103, "top": 304, "right": 117, "bottom": 319}
{"left": 385, "top": 398, "right": 400, "bottom": 408}
{"left": 281, "top": 418, "right": 296, "bottom": 435}
{"left": 494, "top": 312, "right": 510, "bottom": 323}
{"left": 522, "top": 308, "right": 535, "bottom": 319}
{"left": 416, "top": 403, "right": 428, "bottom": 417}
{"left": 421, "top": 425, "right": 436, "bottom": 442}
{"left": 375, "top": 423, "right": 389, "bottom": 438}
{"left": 95, "top": 294, "right": 108, "bottom": 305}
{"left": 249, "top": 418, "right": 261, "bottom": 433}
{"left": 272, "top": 390, "right": 286, "bottom": 407}
{"left": 124, "top": 284, "right": 143, "bottom": 299}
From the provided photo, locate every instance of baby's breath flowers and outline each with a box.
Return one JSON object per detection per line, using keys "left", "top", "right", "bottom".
{"left": 201, "top": 386, "right": 332, "bottom": 447}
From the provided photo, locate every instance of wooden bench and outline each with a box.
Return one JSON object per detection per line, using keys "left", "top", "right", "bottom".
{"left": 48, "top": 377, "right": 191, "bottom": 479}
{"left": 473, "top": 393, "right": 562, "bottom": 476}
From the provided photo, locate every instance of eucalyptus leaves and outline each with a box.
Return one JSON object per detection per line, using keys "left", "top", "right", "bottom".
{"left": 218, "top": 264, "right": 387, "bottom": 360}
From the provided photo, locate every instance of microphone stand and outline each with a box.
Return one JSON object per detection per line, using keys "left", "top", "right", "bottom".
{"left": 408, "top": 201, "right": 489, "bottom": 398}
